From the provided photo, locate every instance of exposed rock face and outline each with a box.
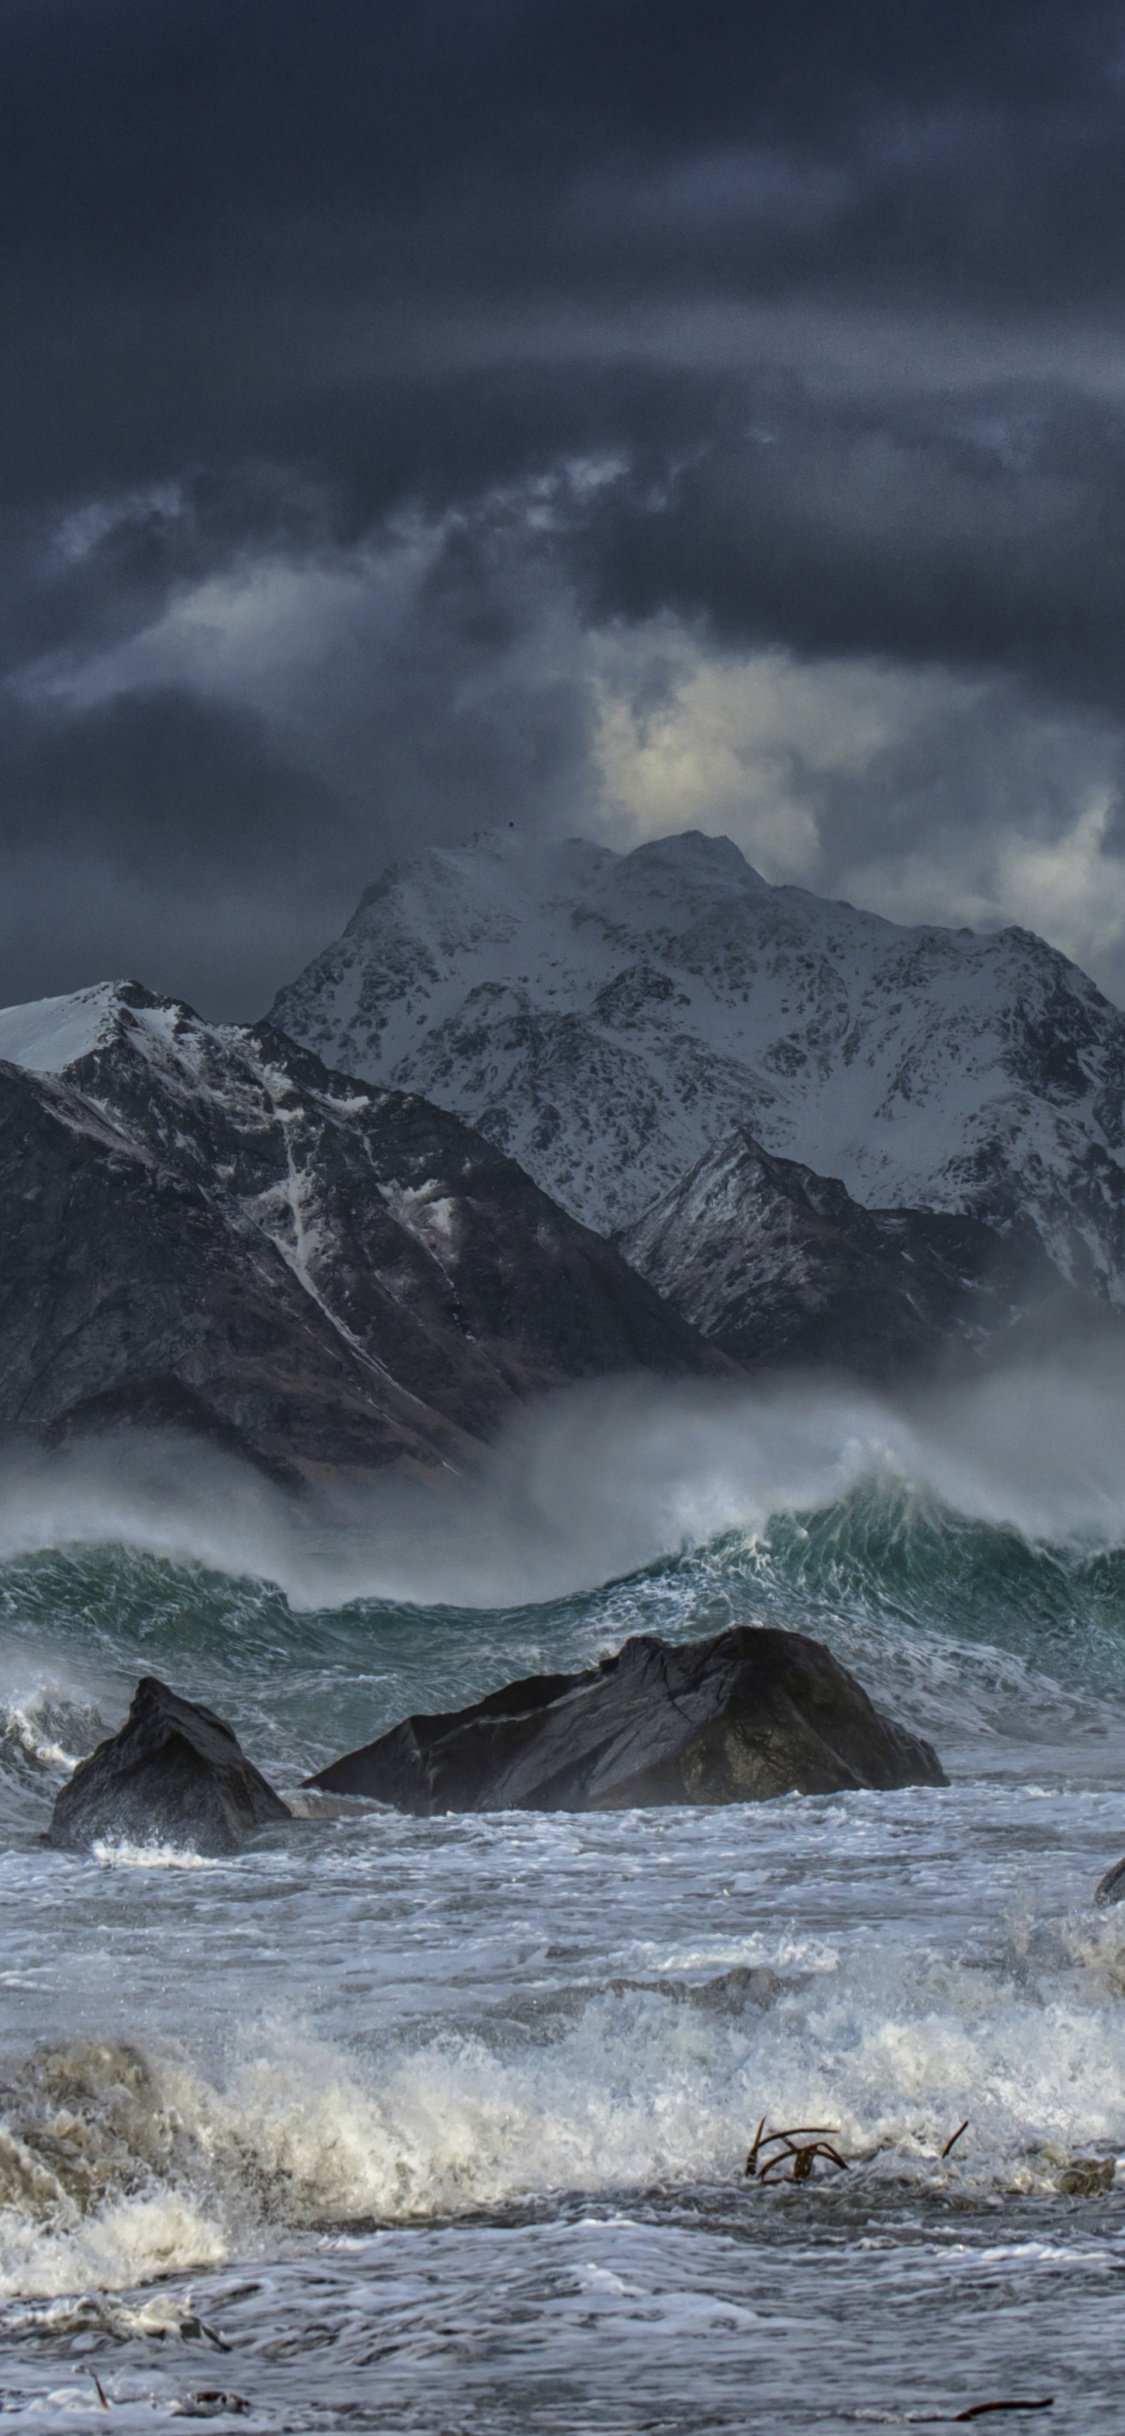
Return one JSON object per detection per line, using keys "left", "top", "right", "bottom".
{"left": 47, "top": 1677, "right": 290, "bottom": 1854}
{"left": 306, "top": 1625, "right": 947, "bottom": 1813}
{"left": 0, "top": 981, "right": 720, "bottom": 1478}
{"left": 269, "top": 828, "right": 1125, "bottom": 1297}
{"left": 619, "top": 1126, "right": 1093, "bottom": 1380}
{"left": 1094, "top": 1856, "right": 1125, "bottom": 1905}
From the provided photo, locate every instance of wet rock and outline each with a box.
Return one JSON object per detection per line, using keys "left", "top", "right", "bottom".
{"left": 307, "top": 1624, "right": 947, "bottom": 1814}
{"left": 1095, "top": 1855, "right": 1125, "bottom": 1905}
{"left": 1056, "top": 2157, "right": 1116, "bottom": 2195}
{"left": 47, "top": 1677, "right": 290, "bottom": 1855}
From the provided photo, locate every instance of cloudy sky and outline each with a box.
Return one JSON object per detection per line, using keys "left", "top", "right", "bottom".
{"left": 4, "top": 0, "right": 1125, "bottom": 1014}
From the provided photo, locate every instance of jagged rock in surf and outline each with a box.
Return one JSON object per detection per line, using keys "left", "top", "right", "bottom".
{"left": 1094, "top": 1855, "right": 1125, "bottom": 1905}
{"left": 306, "top": 1625, "right": 947, "bottom": 1814}
{"left": 47, "top": 1676, "right": 290, "bottom": 1855}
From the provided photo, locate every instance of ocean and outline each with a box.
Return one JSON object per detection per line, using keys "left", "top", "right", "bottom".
{"left": 2, "top": 1365, "right": 1125, "bottom": 2430}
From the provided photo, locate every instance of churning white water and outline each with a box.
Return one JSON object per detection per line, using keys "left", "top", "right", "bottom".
{"left": 2, "top": 1370, "right": 1125, "bottom": 2428}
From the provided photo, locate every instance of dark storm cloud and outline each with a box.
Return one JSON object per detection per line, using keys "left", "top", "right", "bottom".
{"left": 4, "top": 0, "right": 1124, "bottom": 503}
{"left": 0, "top": 687, "right": 348, "bottom": 1011}
{"left": 0, "top": 495, "right": 595, "bottom": 1012}
{"left": 584, "top": 386, "right": 1125, "bottom": 716}
{"left": 3, "top": 0, "right": 1125, "bottom": 1009}
{"left": 0, "top": 689, "right": 335, "bottom": 879}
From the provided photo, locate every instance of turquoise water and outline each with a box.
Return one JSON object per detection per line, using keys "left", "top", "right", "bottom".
{"left": 4, "top": 1472, "right": 1124, "bottom": 1801}
{"left": 2, "top": 1381, "right": 1125, "bottom": 2428}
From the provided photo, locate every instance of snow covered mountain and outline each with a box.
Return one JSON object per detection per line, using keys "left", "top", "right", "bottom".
{"left": 0, "top": 981, "right": 715, "bottom": 1478}
{"left": 271, "top": 828, "right": 1125, "bottom": 1298}
{"left": 619, "top": 1127, "right": 1082, "bottom": 1379}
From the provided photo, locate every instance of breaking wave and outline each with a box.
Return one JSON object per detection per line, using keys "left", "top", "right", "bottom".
{"left": 4, "top": 1901, "right": 1125, "bottom": 2300}
{"left": 1, "top": 1352, "right": 1125, "bottom": 1612}
{"left": 3, "top": 1463, "right": 1125, "bottom": 1803}
{"left": 4, "top": 1365, "right": 1125, "bottom": 2317}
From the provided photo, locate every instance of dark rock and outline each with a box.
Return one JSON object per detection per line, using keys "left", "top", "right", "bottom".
{"left": 1094, "top": 1855, "right": 1125, "bottom": 1905}
{"left": 47, "top": 1676, "right": 291, "bottom": 1855}
{"left": 306, "top": 1625, "right": 947, "bottom": 1813}
{"left": 1056, "top": 2156, "right": 1116, "bottom": 2195}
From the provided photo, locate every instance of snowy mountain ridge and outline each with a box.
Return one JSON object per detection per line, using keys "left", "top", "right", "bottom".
{"left": 0, "top": 979, "right": 712, "bottom": 1475}
{"left": 618, "top": 1125, "right": 1077, "bottom": 1379}
{"left": 271, "top": 829, "right": 1125, "bottom": 1297}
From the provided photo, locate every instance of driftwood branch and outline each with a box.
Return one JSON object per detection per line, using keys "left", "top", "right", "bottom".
{"left": 743, "top": 2123, "right": 848, "bottom": 2183}
{"left": 952, "top": 2403, "right": 1054, "bottom": 2421}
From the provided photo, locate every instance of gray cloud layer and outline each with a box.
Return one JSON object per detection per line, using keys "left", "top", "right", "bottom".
{"left": 4, "top": 0, "right": 1125, "bottom": 1011}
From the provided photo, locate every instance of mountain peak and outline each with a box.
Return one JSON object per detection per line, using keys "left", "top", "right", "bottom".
{"left": 0, "top": 979, "right": 137, "bottom": 1075}
{"left": 621, "top": 830, "right": 762, "bottom": 889}
{"left": 0, "top": 975, "right": 718, "bottom": 1481}
{"left": 618, "top": 1121, "right": 1081, "bottom": 1379}
{"left": 270, "top": 826, "right": 1125, "bottom": 1292}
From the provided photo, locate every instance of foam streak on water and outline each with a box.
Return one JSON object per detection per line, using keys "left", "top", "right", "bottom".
{"left": 3, "top": 1384, "right": 1125, "bottom": 2427}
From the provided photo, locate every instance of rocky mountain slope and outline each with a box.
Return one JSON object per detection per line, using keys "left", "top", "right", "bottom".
{"left": 271, "top": 829, "right": 1125, "bottom": 1300}
{"left": 0, "top": 982, "right": 717, "bottom": 1479}
{"left": 618, "top": 1127, "right": 1089, "bottom": 1380}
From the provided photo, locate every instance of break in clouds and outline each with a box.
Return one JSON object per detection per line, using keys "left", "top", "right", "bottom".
{"left": 4, "top": 0, "right": 1125, "bottom": 1012}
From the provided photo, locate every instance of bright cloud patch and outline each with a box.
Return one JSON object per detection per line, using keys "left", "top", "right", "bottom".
{"left": 10, "top": 477, "right": 1125, "bottom": 1014}
{"left": 591, "top": 615, "right": 1125, "bottom": 1001}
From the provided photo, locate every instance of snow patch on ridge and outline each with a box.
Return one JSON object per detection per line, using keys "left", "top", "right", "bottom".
{"left": 0, "top": 983, "right": 123, "bottom": 1075}
{"left": 379, "top": 1179, "right": 458, "bottom": 1263}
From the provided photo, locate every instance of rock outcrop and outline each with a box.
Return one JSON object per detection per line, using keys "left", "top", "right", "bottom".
{"left": 47, "top": 1677, "right": 290, "bottom": 1854}
{"left": 1094, "top": 1855, "right": 1125, "bottom": 1905}
{"left": 306, "top": 1625, "right": 947, "bottom": 1813}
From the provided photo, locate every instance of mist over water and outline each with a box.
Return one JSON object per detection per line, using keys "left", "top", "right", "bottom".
{"left": 3, "top": 1349, "right": 1125, "bottom": 1609}
{"left": 3, "top": 1362, "right": 1125, "bottom": 2427}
